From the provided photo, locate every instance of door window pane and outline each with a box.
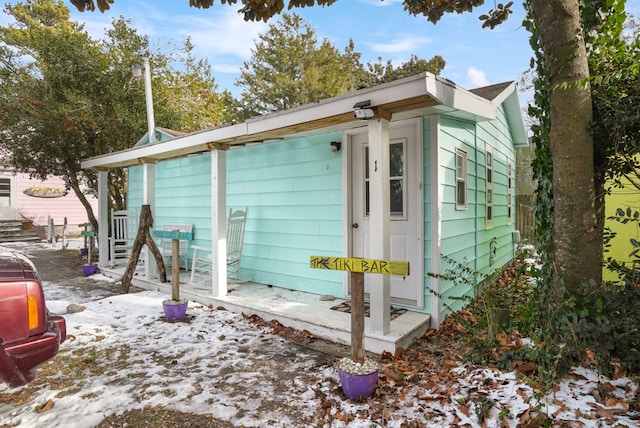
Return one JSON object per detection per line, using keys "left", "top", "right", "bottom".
{"left": 364, "top": 140, "right": 405, "bottom": 217}
{"left": 390, "top": 142, "right": 404, "bottom": 215}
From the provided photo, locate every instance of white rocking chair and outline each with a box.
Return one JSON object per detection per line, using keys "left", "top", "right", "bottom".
{"left": 108, "top": 209, "right": 137, "bottom": 266}
{"left": 190, "top": 208, "right": 248, "bottom": 283}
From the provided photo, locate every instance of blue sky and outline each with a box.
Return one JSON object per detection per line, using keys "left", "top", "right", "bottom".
{"left": 84, "top": 0, "right": 531, "bottom": 96}
{"left": 2, "top": 1, "right": 638, "bottom": 101}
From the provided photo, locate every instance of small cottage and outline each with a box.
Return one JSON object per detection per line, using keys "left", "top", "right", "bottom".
{"left": 82, "top": 72, "right": 527, "bottom": 352}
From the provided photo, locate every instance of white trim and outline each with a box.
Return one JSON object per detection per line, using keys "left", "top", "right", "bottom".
{"left": 507, "top": 158, "right": 514, "bottom": 225}
{"left": 341, "top": 131, "right": 351, "bottom": 294}
{"left": 0, "top": 175, "right": 17, "bottom": 220}
{"left": 82, "top": 73, "right": 498, "bottom": 171}
{"left": 455, "top": 148, "right": 468, "bottom": 210}
{"left": 344, "top": 118, "right": 424, "bottom": 310}
{"left": 430, "top": 116, "right": 442, "bottom": 328}
{"left": 414, "top": 118, "right": 425, "bottom": 310}
{"left": 489, "top": 82, "right": 528, "bottom": 147}
{"left": 143, "top": 164, "right": 157, "bottom": 279}
{"left": 210, "top": 150, "right": 228, "bottom": 298}
{"left": 97, "top": 171, "right": 109, "bottom": 267}
{"left": 367, "top": 118, "right": 392, "bottom": 335}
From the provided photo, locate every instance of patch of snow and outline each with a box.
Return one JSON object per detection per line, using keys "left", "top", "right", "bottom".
{"left": 0, "top": 242, "right": 638, "bottom": 427}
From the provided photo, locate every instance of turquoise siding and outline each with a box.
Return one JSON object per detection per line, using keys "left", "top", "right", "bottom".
{"left": 130, "top": 134, "right": 345, "bottom": 297}
{"left": 127, "top": 167, "right": 143, "bottom": 214}
{"left": 475, "top": 104, "right": 517, "bottom": 273}
{"left": 127, "top": 107, "right": 519, "bottom": 322}
{"left": 228, "top": 135, "right": 343, "bottom": 296}
{"left": 127, "top": 155, "right": 212, "bottom": 232}
{"left": 436, "top": 110, "right": 516, "bottom": 320}
{"left": 438, "top": 117, "right": 479, "bottom": 315}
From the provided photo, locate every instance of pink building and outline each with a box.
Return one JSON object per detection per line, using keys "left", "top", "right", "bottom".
{"left": 0, "top": 169, "right": 98, "bottom": 232}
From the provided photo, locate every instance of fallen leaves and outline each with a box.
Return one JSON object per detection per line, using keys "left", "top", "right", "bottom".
{"left": 243, "top": 314, "right": 316, "bottom": 344}
{"left": 35, "top": 399, "right": 54, "bottom": 413}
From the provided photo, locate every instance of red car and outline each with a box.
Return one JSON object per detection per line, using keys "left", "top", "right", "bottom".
{"left": 0, "top": 251, "right": 66, "bottom": 388}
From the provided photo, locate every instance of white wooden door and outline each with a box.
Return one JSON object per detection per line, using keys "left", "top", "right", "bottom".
{"left": 350, "top": 120, "right": 423, "bottom": 307}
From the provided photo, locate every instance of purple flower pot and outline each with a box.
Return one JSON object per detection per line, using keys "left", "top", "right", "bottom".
{"left": 81, "top": 264, "right": 98, "bottom": 276}
{"left": 338, "top": 368, "right": 378, "bottom": 401}
{"left": 163, "top": 299, "right": 188, "bottom": 321}
{"left": 79, "top": 248, "right": 88, "bottom": 257}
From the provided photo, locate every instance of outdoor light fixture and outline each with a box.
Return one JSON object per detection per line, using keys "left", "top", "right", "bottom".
{"left": 330, "top": 141, "right": 342, "bottom": 153}
{"left": 132, "top": 62, "right": 144, "bottom": 79}
{"left": 353, "top": 100, "right": 375, "bottom": 120}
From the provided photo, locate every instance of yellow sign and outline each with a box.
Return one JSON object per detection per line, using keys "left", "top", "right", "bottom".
{"left": 310, "top": 256, "right": 409, "bottom": 276}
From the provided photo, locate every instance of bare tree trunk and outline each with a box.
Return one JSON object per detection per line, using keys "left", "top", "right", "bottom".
{"left": 531, "top": 0, "right": 602, "bottom": 290}
{"left": 120, "top": 205, "right": 167, "bottom": 293}
{"left": 68, "top": 176, "right": 98, "bottom": 234}
{"left": 109, "top": 168, "right": 127, "bottom": 211}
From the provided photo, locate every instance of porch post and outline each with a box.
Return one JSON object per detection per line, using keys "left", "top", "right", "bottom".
{"left": 97, "top": 171, "right": 109, "bottom": 267}
{"left": 143, "top": 163, "right": 158, "bottom": 279}
{"left": 429, "top": 116, "right": 442, "bottom": 328}
{"left": 210, "top": 149, "right": 228, "bottom": 297}
{"left": 367, "top": 117, "right": 391, "bottom": 335}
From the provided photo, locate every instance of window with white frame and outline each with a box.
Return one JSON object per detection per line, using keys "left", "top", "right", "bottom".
{"left": 455, "top": 148, "right": 467, "bottom": 210}
{"left": 486, "top": 147, "right": 493, "bottom": 227}
{"left": 507, "top": 160, "right": 513, "bottom": 224}
{"left": 0, "top": 178, "right": 10, "bottom": 208}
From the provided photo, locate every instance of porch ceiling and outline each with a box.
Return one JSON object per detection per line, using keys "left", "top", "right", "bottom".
{"left": 81, "top": 72, "right": 496, "bottom": 171}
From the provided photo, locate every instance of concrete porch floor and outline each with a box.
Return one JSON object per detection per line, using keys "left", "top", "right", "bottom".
{"left": 99, "top": 263, "right": 431, "bottom": 355}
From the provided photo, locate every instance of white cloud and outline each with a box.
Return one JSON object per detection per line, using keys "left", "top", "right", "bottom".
{"left": 360, "top": 0, "right": 403, "bottom": 6}
{"left": 67, "top": 4, "right": 267, "bottom": 84}
{"left": 172, "top": 8, "right": 268, "bottom": 60}
{"left": 466, "top": 66, "right": 489, "bottom": 87}
{"left": 211, "top": 62, "right": 245, "bottom": 74}
{"left": 369, "top": 35, "right": 430, "bottom": 54}
{"left": 68, "top": 4, "right": 266, "bottom": 63}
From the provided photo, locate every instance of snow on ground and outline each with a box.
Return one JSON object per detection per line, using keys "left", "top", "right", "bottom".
{"left": 0, "top": 241, "right": 638, "bottom": 427}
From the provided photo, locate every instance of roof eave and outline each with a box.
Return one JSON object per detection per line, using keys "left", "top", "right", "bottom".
{"left": 82, "top": 73, "right": 496, "bottom": 170}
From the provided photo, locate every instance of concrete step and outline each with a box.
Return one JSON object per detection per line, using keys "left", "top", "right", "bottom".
{"left": 0, "top": 221, "right": 42, "bottom": 243}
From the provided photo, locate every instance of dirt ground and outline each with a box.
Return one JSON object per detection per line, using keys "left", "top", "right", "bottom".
{"left": 6, "top": 246, "right": 466, "bottom": 428}
{"left": 25, "top": 247, "right": 126, "bottom": 299}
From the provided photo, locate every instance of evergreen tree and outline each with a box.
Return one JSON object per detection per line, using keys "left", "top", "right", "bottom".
{"left": 236, "top": 12, "right": 446, "bottom": 119}
{"left": 235, "top": 13, "right": 361, "bottom": 118}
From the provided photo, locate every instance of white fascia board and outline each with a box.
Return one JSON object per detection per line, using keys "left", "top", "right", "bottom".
{"left": 487, "top": 81, "right": 528, "bottom": 147}
{"left": 82, "top": 72, "right": 495, "bottom": 170}
{"left": 81, "top": 123, "right": 248, "bottom": 169}
{"left": 502, "top": 90, "right": 529, "bottom": 147}
{"left": 245, "top": 73, "right": 436, "bottom": 134}
{"left": 489, "top": 81, "right": 517, "bottom": 107}
{"left": 425, "top": 76, "right": 495, "bottom": 121}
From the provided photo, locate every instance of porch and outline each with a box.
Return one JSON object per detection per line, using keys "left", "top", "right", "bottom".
{"left": 99, "top": 262, "right": 431, "bottom": 355}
